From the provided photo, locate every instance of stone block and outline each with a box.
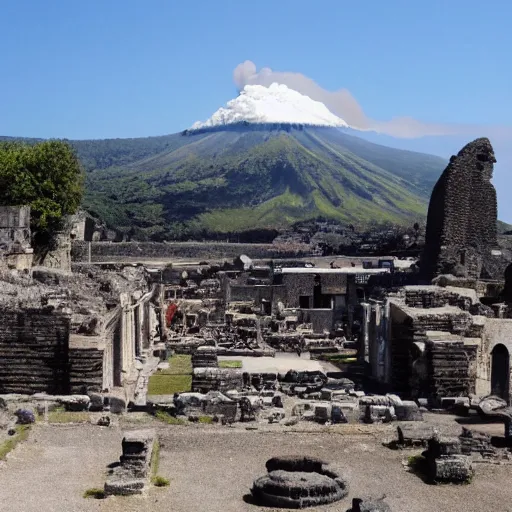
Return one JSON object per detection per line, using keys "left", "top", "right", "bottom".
{"left": 109, "top": 394, "right": 127, "bottom": 414}
{"left": 395, "top": 401, "right": 423, "bottom": 421}
{"left": 431, "top": 455, "right": 473, "bottom": 483}
{"left": 88, "top": 392, "right": 104, "bottom": 412}
{"left": 314, "top": 404, "right": 332, "bottom": 423}
{"left": 331, "top": 405, "right": 347, "bottom": 424}
{"left": 60, "top": 395, "right": 90, "bottom": 412}
{"left": 351, "top": 497, "right": 392, "bottom": 512}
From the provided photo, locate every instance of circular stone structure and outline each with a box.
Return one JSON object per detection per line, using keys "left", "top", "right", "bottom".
{"left": 251, "top": 456, "right": 348, "bottom": 509}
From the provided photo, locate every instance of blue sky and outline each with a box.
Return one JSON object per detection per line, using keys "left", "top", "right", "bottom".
{"left": 1, "top": 0, "right": 511, "bottom": 217}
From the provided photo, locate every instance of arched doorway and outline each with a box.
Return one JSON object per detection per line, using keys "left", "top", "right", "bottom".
{"left": 491, "top": 344, "right": 510, "bottom": 402}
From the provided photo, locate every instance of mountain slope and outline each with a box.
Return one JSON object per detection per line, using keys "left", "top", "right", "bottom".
{"left": 79, "top": 126, "right": 446, "bottom": 240}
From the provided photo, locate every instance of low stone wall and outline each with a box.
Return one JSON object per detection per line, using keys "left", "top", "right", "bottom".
{"left": 72, "top": 241, "right": 310, "bottom": 263}
{"left": 192, "top": 368, "right": 243, "bottom": 393}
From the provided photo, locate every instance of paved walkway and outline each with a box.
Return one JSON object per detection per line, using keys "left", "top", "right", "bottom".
{"left": 218, "top": 352, "right": 340, "bottom": 374}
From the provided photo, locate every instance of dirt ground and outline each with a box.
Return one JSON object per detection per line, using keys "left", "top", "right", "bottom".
{"left": 1, "top": 414, "right": 512, "bottom": 512}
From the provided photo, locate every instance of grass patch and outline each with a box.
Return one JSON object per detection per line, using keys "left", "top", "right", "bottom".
{"left": 152, "top": 438, "right": 160, "bottom": 475}
{"left": 150, "top": 438, "right": 170, "bottom": 487}
{"left": 198, "top": 415, "right": 214, "bottom": 424}
{"left": 83, "top": 488, "right": 106, "bottom": 499}
{"left": 0, "top": 425, "right": 30, "bottom": 460}
{"left": 155, "top": 411, "right": 187, "bottom": 425}
{"left": 148, "top": 374, "right": 192, "bottom": 395}
{"left": 148, "top": 354, "right": 193, "bottom": 395}
{"left": 48, "top": 411, "right": 90, "bottom": 424}
{"left": 320, "top": 354, "right": 358, "bottom": 364}
{"left": 160, "top": 355, "right": 192, "bottom": 375}
{"left": 218, "top": 360, "right": 242, "bottom": 369}
{"left": 152, "top": 475, "right": 170, "bottom": 487}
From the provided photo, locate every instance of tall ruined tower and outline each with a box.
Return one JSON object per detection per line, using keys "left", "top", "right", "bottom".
{"left": 422, "top": 138, "right": 498, "bottom": 281}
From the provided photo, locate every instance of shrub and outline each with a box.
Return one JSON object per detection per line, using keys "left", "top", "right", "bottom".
{"left": 155, "top": 411, "right": 186, "bottom": 425}
{"left": 15, "top": 409, "right": 35, "bottom": 425}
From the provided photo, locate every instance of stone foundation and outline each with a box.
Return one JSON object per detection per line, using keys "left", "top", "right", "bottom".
{"left": 251, "top": 456, "right": 348, "bottom": 509}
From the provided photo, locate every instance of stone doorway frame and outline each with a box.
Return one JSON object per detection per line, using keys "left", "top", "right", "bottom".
{"left": 491, "top": 343, "right": 510, "bottom": 403}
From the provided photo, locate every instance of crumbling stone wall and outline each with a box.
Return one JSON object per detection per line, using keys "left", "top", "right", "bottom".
{"left": 423, "top": 138, "right": 498, "bottom": 280}
{"left": 479, "top": 318, "right": 512, "bottom": 399}
{"left": 425, "top": 339, "right": 477, "bottom": 404}
{"left": 229, "top": 284, "right": 274, "bottom": 303}
{"left": 299, "top": 309, "right": 334, "bottom": 334}
{"left": 71, "top": 241, "right": 309, "bottom": 263}
{"left": 0, "top": 308, "right": 71, "bottom": 394}
{"left": 0, "top": 205, "right": 33, "bottom": 270}
{"left": 403, "top": 286, "right": 475, "bottom": 310}
{"left": 388, "top": 297, "right": 478, "bottom": 397}
{"left": 69, "top": 340, "right": 104, "bottom": 394}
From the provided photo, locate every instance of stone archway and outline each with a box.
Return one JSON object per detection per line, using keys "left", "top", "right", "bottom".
{"left": 491, "top": 344, "right": 510, "bottom": 402}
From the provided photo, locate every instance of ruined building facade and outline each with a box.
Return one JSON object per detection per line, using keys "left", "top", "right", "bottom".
{"left": 422, "top": 138, "right": 499, "bottom": 281}
{"left": 0, "top": 205, "right": 33, "bottom": 271}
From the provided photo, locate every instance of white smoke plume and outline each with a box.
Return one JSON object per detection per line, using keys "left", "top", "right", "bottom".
{"left": 233, "top": 61, "right": 495, "bottom": 139}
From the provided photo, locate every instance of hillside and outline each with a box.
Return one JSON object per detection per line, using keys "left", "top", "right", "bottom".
{"left": 73, "top": 126, "right": 446, "bottom": 240}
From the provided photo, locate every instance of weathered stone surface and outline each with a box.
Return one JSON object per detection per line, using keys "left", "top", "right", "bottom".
{"left": 423, "top": 138, "right": 498, "bottom": 280}
{"left": 105, "top": 429, "right": 156, "bottom": 496}
{"left": 426, "top": 435, "right": 473, "bottom": 483}
{"left": 60, "top": 395, "right": 90, "bottom": 411}
{"left": 108, "top": 391, "right": 127, "bottom": 414}
{"left": 430, "top": 455, "right": 473, "bottom": 483}
{"left": 252, "top": 456, "right": 348, "bottom": 509}
{"left": 351, "top": 497, "right": 392, "bottom": 512}
{"left": 394, "top": 401, "right": 423, "bottom": 421}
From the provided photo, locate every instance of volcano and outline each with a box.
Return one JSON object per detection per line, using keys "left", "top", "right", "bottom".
{"left": 68, "top": 84, "right": 447, "bottom": 240}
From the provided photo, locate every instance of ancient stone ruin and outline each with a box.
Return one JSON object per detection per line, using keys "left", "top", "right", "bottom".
{"left": 0, "top": 206, "right": 33, "bottom": 271}
{"left": 251, "top": 456, "right": 348, "bottom": 508}
{"left": 422, "top": 138, "right": 500, "bottom": 280}
{"left": 104, "top": 429, "right": 156, "bottom": 496}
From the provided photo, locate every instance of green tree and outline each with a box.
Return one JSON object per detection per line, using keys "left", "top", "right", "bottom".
{"left": 0, "top": 140, "right": 84, "bottom": 253}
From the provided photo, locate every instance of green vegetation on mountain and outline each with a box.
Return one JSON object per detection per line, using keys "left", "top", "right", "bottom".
{"left": 2, "top": 128, "right": 446, "bottom": 240}
{"left": 70, "top": 127, "right": 446, "bottom": 240}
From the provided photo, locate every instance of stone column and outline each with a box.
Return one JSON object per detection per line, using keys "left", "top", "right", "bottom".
{"left": 360, "top": 303, "right": 370, "bottom": 363}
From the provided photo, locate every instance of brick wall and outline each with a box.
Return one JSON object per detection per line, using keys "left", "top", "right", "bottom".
{"left": 0, "top": 309, "right": 71, "bottom": 394}
{"left": 69, "top": 347, "right": 103, "bottom": 394}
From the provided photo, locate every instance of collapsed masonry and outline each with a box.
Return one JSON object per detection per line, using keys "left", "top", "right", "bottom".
{"left": 0, "top": 264, "right": 162, "bottom": 404}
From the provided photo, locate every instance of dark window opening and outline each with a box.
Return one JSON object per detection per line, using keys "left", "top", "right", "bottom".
{"left": 299, "top": 296, "right": 310, "bottom": 309}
